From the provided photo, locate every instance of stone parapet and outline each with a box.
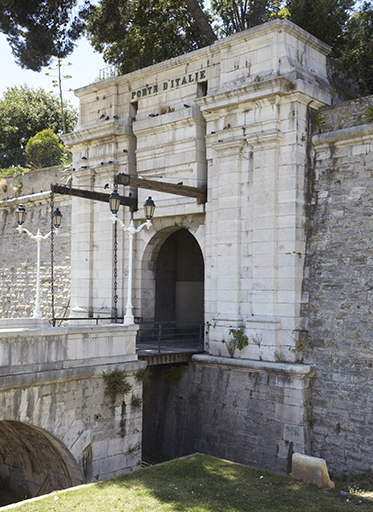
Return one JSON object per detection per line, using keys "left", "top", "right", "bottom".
{"left": 0, "top": 324, "right": 138, "bottom": 376}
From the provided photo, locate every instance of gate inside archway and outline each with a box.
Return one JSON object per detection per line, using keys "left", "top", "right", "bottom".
{"left": 139, "top": 229, "right": 204, "bottom": 351}
{"left": 155, "top": 229, "right": 204, "bottom": 327}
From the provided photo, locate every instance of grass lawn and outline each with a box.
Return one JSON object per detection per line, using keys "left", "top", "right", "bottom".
{"left": 3, "top": 454, "right": 373, "bottom": 512}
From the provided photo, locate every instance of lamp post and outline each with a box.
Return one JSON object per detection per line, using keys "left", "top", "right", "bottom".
{"left": 109, "top": 191, "right": 155, "bottom": 324}
{"left": 15, "top": 204, "right": 62, "bottom": 319}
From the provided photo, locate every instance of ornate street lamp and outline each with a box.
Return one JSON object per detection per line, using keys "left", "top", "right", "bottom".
{"left": 109, "top": 192, "right": 155, "bottom": 324}
{"left": 15, "top": 204, "right": 62, "bottom": 319}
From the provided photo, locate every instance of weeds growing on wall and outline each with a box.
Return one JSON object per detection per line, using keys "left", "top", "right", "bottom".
{"left": 103, "top": 369, "right": 132, "bottom": 400}
{"left": 226, "top": 328, "right": 249, "bottom": 357}
{"left": 363, "top": 105, "right": 373, "bottom": 123}
{"left": 135, "top": 367, "right": 151, "bottom": 403}
{"left": 131, "top": 395, "right": 142, "bottom": 409}
{"left": 163, "top": 365, "right": 184, "bottom": 385}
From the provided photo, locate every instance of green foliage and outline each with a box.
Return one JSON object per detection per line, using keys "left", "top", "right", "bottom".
{"left": 0, "top": 85, "right": 77, "bottom": 169}
{"left": 135, "top": 367, "right": 151, "bottom": 403}
{"left": 0, "top": 0, "right": 88, "bottom": 71}
{"left": 286, "top": 0, "right": 354, "bottom": 48}
{"left": 163, "top": 365, "right": 184, "bottom": 384}
{"left": 25, "top": 129, "right": 65, "bottom": 169}
{"left": 337, "top": 2, "right": 373, "bottom": 95}
{"left": 85, "top": 0, "right": 209, "bottom": 71}
{"left": 131, "top": 395, "right": 143, "bottom": 408}
{"left": 103, "top": 369, "right": 132, "bottom": 399}
{"left": 0, "top": 166, "right": 29, "bottom": 178}
{"left": 363, "top": 105, "right": 373, "bottom": 123}
{"left": 289, "top": 339, "right": 305, "bottom": 354}
{"left": 226, "top": 328, "right": 249, "bottom": 357}
{"left": 212, "top": 0, "right": 283, "bottom": 36}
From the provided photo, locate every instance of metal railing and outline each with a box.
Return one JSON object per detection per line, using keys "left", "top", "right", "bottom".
{"left": 50, "top": 317, "right": 204, "bottom": 353}
{"left": 50, "top": 316, "right": 143, "bottom": 326}
{"left": 136, "top": 320, "right": 204, "bottom": 353}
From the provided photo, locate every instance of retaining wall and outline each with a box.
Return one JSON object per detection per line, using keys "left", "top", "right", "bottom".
{"left": 302, "top": 95, "right": 373, "bottom": 474}
{"left": 0, "top": 166, "right": 71, "bottom": 320}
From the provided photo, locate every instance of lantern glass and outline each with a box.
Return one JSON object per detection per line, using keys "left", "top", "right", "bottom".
{"left": 15, "top": 204, "right": 26, "bottom": 225}
{"left": 143, "top": 196, "right": 156, "bottom": 220}
{"left": 109, "top": 189, "right": 121, "bottom": 215}
{"left": 53, "top": 207, "right": 62, "bottom": 228}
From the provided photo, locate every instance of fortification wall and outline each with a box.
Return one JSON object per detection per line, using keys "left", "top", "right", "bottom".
{"left": 143, "top": 355, "right": 314, "bottom": 474}
{"left": 0, "top": 167, "right": 71, "bottom": 320}
{"left": 302, "top": 95, "right": 373, "bottom": 474}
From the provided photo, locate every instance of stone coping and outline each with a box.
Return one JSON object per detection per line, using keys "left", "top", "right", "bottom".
{"left": 75, "top": 19, "right": 330, "bottom": 98}
{"left": 312, "top": 122, "right": 373, "bottom": 147}
{"left": 192, "top": 354, "right": 314, "bottom": 376}
{"left": 0, "top": 360, "right": 146, "bottom": 389}
{"left": 0, "top": 323, "right": 138, "bottom": 338}
{"left": 0, "top": 191, "right": 65, "bottom": 210}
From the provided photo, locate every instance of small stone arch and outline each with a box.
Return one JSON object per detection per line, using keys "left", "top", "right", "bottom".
{"left": 0, "top": 420, "right": 83, "bottom": 505}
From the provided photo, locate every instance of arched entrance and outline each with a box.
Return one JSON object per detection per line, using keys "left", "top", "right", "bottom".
{"left": 154, "top": 229, "right": 204, "bottom": 329}
{"left": 0, "top": 421, "right": 83, "bottom": 506}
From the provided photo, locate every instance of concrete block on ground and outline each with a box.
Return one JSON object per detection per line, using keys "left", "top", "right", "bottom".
{"left": 292, "top": 453, "right": 334, "bottom": 488}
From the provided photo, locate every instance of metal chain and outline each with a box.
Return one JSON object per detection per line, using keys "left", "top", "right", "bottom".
{"left": 113, "top": 220, "right": 118, "bottom": 323}
{"left": 50, "top": 192, "right": 55, "bottom": 326}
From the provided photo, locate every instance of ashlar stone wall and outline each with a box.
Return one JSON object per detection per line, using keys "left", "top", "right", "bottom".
{"left": 0, "top": 167, "right": 71, "bottom": 320}
{"left": 143, "top": 356, "right": 314, "bottom": 474}
{"left": 302, "top": 95, "right": 373, "bottom": 474}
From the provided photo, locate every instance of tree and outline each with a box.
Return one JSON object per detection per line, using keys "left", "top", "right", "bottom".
{"left": 212, "top": 0, "right": 283, "bottom": 36}
{"left": 286, "top": 0, "right": 354, "bottom": 48}
{"left": 0, "top": 85, "right": 78, "bottom": 169}
{"left": 0, "top": 0, "right": 89, "bottom": 71}
{"left": 46, "top": 59, "right": 73, "bottom": 134}
{"left": 85, "top": 0, "right": 211, "bottom": 71}
{"left": 25, "top": 129, "right": 65, "bottom": 169}
{"left": 184, "top": 0, "right": 217, "bottom": 43}
{"left": 337, "top": 2, "right": 373, "bottom": 95}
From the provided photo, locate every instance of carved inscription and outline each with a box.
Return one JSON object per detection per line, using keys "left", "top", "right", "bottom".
{"left": 131, "top": 69, "right": 206, "bottom": 101}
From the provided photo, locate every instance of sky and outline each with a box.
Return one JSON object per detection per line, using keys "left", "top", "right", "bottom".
{"left": 0, "top": 32, "right": 107, "bottom": 109}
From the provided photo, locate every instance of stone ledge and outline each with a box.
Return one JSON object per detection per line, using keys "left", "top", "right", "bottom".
{"left": 312, "top": 122, "right": 373, "bottom": 148}
{"left": 192, "top": 353, "right": 314, "bottom": 377}
{"left": 0, "top": 360, "right": 147, "bottom": 390}
{"left": 0, "top": 354, "right": 139, "bottom": 377}
{"left": 0, "top": 323, "right": 138, "bottom": 338}
{"left": 0, "top": 191, "right": 65, "bottom": 210}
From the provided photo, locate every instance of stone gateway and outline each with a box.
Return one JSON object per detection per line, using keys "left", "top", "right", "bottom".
{"left": 1, "top": 18, "right": 373, "bottom": 498}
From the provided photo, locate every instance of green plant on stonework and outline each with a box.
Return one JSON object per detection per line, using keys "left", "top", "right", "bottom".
{"left": 315, "top": 117, "right": 325, "bottom": 132}
{"left": 226, "top": 328, "right": 249, "bottom": 357}
{"left": 289, "top": 339, "right": 305, "bottom": 354}
{"left": 103, "top": 369, "right": 132, "bottom": 400}
{"left": 163, "top": 364, "right": 184, "bottom": 384}
{"left": 131, "top": 394, "right": 142, "bottom": 409}
{"left": 135, "top": 367, "right": 151, "bottom": 403}
{"left": 363, "top": 105, "right": 373, "bottom": 123}
{"left": 126, "top": 442, "right": 141, "bottom": 455}
{"left": 303, "top": 403, "right": 314, "bottom": 427}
